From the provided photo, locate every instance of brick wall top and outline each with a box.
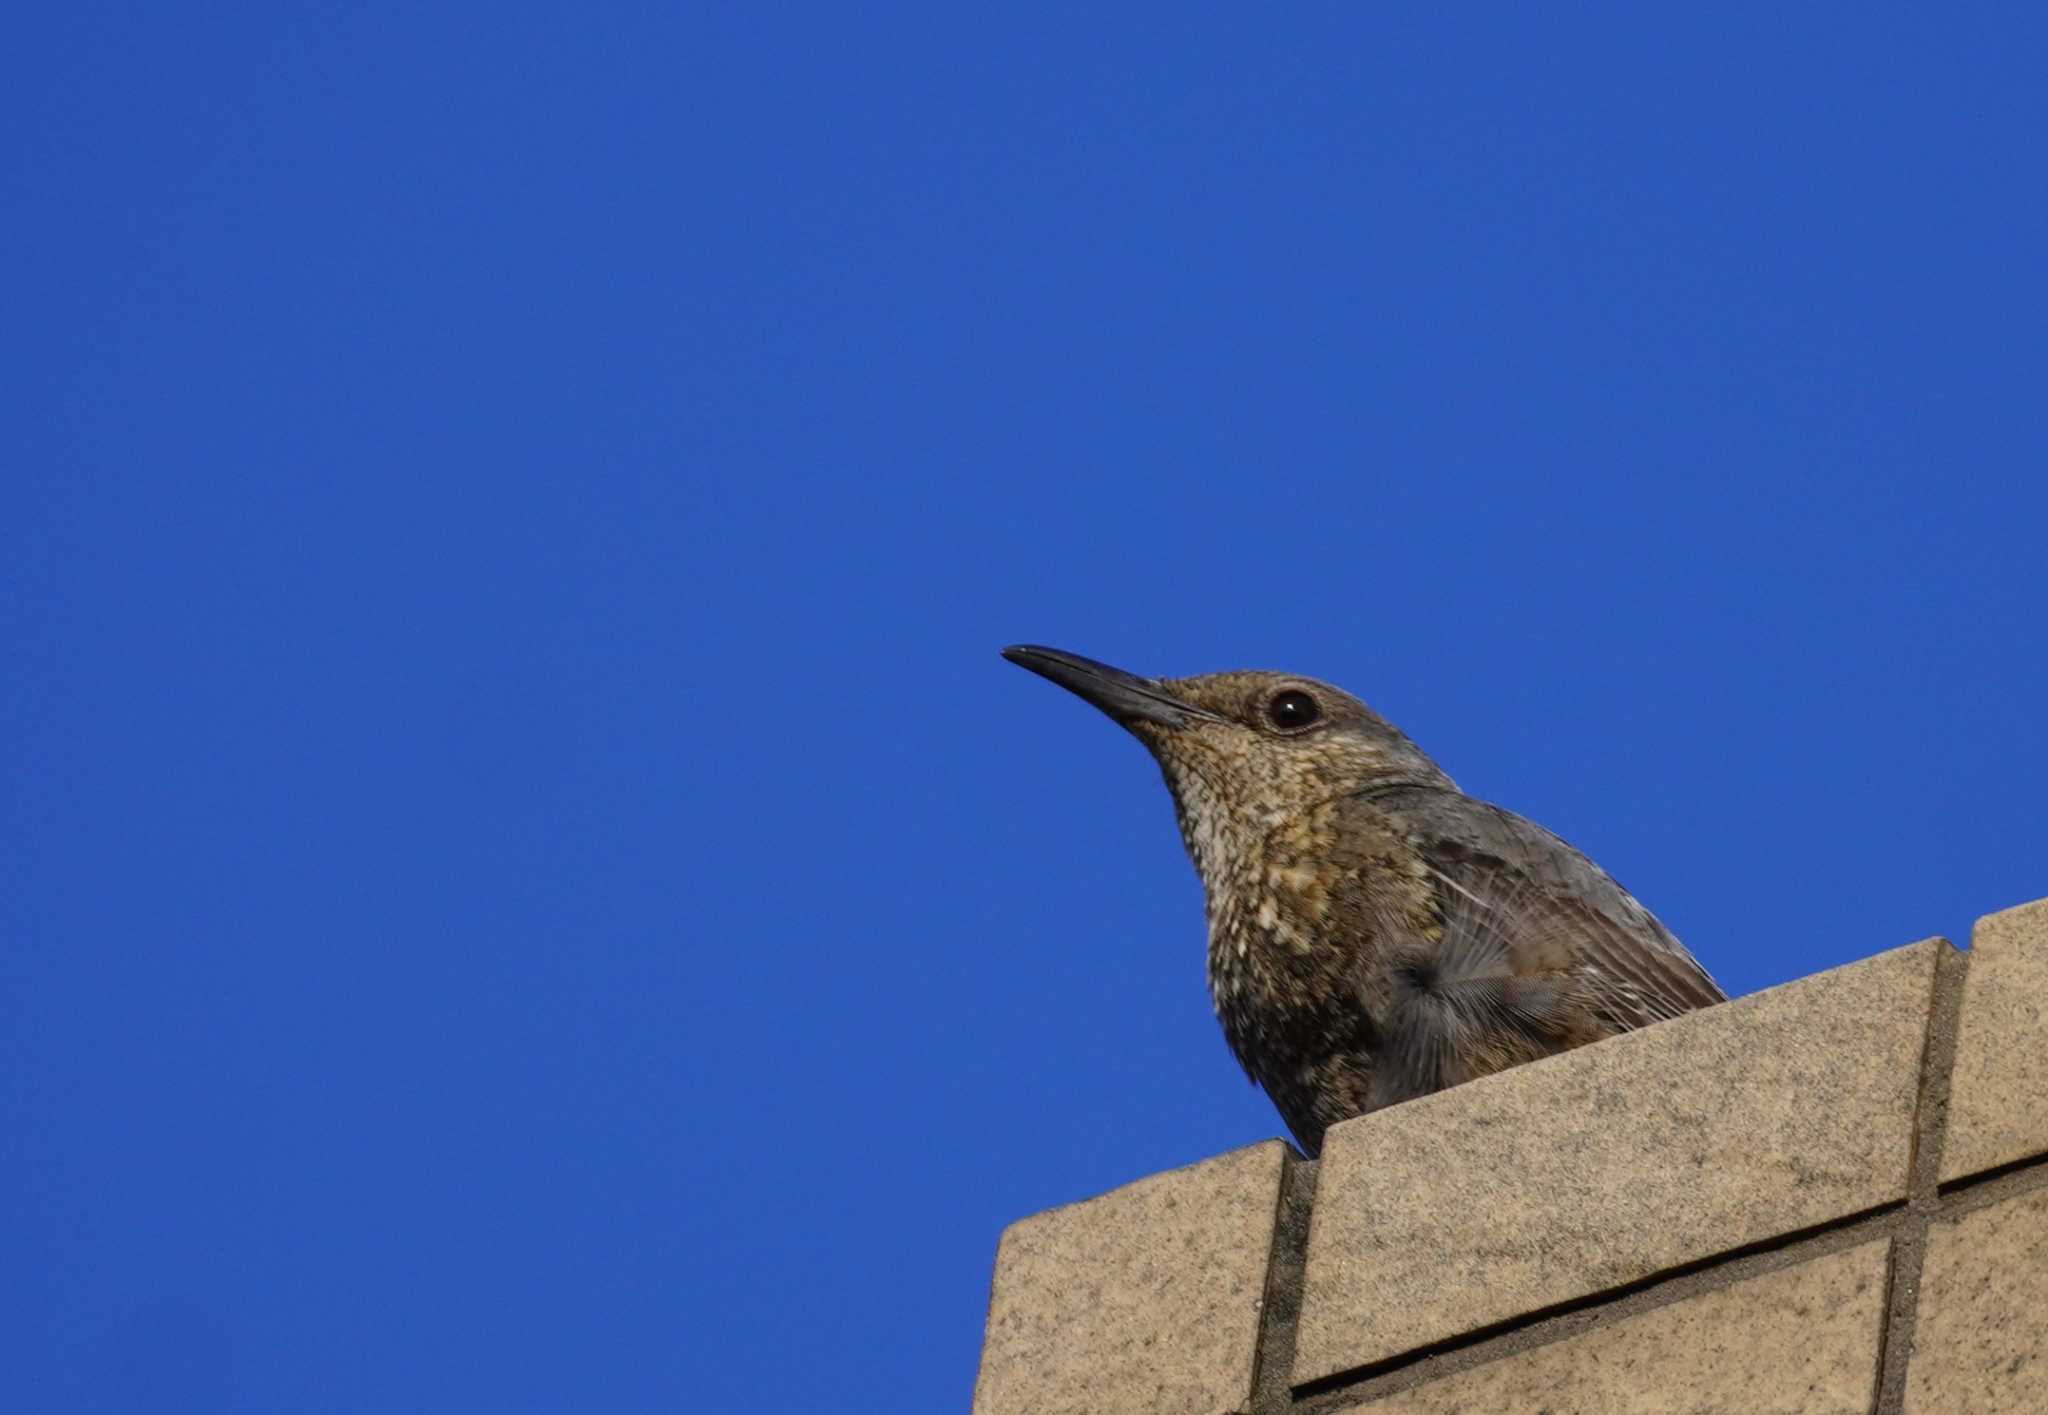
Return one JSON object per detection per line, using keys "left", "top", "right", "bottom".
{"left": 972, "top": 894, "right": 2048, "bottom": 1415}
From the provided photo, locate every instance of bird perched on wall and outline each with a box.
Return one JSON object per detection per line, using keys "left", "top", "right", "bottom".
{"left": 1002, "top": 645, "right": 1725, "bottom": 1158}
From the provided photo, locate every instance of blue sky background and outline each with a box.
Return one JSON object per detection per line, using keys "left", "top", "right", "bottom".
{"left": 6, "top": 5, "right": 2045, "bottom": 1411}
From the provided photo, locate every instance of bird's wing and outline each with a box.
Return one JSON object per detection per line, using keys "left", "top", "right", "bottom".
{"left": 1355, "top": 785, "right": 1725, "bottom": 1106}
{"left": 1424, "top": 790, "right": 1719, "bottom": 1014}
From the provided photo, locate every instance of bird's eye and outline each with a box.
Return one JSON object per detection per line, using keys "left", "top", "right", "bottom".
{"left": 1265, "top": 689, "right": 1321, "bottom": 731}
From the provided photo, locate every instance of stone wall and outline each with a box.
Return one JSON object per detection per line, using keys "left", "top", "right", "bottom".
{"left": 972, "top": 896, "right": 2048, "bottom": 1414}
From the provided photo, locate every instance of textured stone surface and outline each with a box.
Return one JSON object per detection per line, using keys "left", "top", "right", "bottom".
{"left": 971, "top": 1141, "right": 1287, "bottom": 1415}
{"left": 1294, "top": 941, "right": 1940, "bottom": 1383}
{"left": 1349, "top": 1239, "right": 1889, "bottom": 1414}
{"left": 1906, "top": 1188, "right": 2048, "bottom": 1413}
{"left": 1941, "top": 897, "right": 2048, "bottom": 1183}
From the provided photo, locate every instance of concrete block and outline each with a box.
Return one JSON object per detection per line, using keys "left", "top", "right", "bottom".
{"left": 1941, "top": 897, "right": 2048, "bottom": 1183}
{"left": 1349, "top": 1239, "right": 1889, "bottom": 1414}
{"left": 971, "top": 1141, "right": 1288, "bottom": 1415}
{"left": 1905, "top": 1187, "right": 2048, "bottom": 1414}
{"left": 1294, "top": 941, "right": 1940, "bottom": 1383}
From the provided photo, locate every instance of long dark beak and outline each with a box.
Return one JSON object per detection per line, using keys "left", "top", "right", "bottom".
{"left": 1001, "top": 645, "right": 1214, "bottom": 729}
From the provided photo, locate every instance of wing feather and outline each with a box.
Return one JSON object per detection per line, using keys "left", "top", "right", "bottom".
{"left": 1354, "top": 785, "right": 1723, "bottom": 1107}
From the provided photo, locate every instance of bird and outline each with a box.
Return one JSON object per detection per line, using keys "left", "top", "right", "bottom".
{"left": 1001, "top": 644, "right": 1725, "bottom": 1157}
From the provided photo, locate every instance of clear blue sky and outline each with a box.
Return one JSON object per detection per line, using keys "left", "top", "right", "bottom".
{"left": 7, "top": 6, "right": 2045, "bottom": 1411}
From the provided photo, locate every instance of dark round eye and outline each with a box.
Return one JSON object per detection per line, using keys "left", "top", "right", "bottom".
{"left": 1265, "top": 689, "right": 1321, "bottom": 731}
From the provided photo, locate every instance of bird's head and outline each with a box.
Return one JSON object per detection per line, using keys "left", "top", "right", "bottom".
{"left": 1003, "top": 645, "right": 1452, "bottom": 872}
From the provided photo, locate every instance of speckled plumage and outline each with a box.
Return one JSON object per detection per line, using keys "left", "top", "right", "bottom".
{"left": 1003, "top": 647, "right": 1726, "bottom": 1157}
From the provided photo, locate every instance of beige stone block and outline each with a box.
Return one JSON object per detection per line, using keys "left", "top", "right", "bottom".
{"left": 1905, "top": 1187, "right": 2048, "bottom": 1414}
{"left": 1941, "top": 897, "right": 2048, "bottom": 1183}
{"left": 971, "top": 1141, "right": 1287, "bottom": 1415}
{"left": 1294, "top": 942, "right": 1940, "bottom": 1383}
{"left": 1349, "top": 1239, "right": 1889, "bottom": 1414}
